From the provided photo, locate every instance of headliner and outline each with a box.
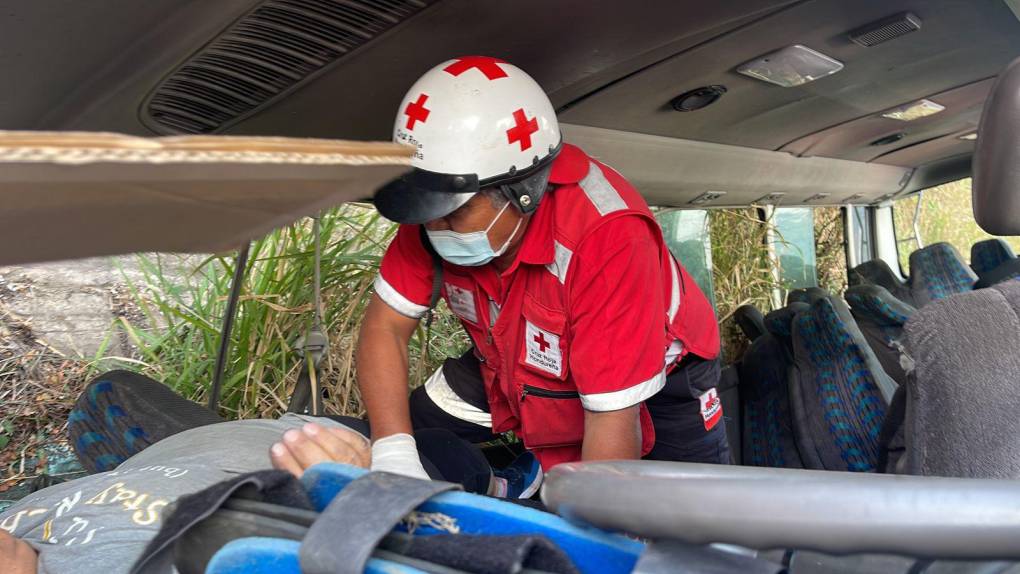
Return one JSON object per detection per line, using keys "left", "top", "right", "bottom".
{"left": 3, "top": 0, "right": 1019, "bottom": 204}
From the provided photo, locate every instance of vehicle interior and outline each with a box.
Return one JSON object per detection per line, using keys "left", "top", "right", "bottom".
{"left": 4, "top": 0, "right": 1020, "bottom": 572}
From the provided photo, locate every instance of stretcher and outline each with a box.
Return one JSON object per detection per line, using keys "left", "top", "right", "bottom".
{"left": 131, "top": 460, "right": 1020, "bottom": 574}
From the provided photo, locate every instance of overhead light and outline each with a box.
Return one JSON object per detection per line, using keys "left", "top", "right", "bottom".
{"left": 958, "top": 132, "right": 978, "bottom": 141}
{"left": 736, "top": 45, "right": 844, "bottom": 87}
{"left": 881, "top": 99, "right": 945, "bottom": 121}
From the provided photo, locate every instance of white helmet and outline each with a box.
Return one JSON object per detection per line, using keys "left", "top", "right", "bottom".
{"left": 375, "top": 56, "right": 561, "bottom": 224}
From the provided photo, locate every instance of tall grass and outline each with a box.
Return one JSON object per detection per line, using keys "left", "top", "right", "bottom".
{"left": 706, "top": 206, "right": 845, "bottom": 361}
{"left": 96, "top": 204, "right": 468, "bottom": 420}
{"left": 708, "top": 209, "right": 782, "bottom": 361}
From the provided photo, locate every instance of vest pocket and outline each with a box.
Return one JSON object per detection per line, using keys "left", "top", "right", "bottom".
{"left": 518, "top": 294, "right": 569, "bottom": 380}
{"left": 518, "top": 384, "right": 585, "bottom": 448}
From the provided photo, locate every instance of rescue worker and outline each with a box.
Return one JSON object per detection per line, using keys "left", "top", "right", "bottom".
{"left": 359, "top": 56, "right": 726, "bottom": 496}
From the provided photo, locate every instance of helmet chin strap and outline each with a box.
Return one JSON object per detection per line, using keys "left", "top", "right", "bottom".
{"left": 498, "top": 161, "right": 553, "bottom": 214}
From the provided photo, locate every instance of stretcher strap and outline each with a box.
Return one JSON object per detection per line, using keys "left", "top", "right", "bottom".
{"left": 299, "top": 472, "right": 460, "bottom": 574}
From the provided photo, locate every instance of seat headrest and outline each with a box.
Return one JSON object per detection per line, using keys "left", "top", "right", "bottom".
{"left": 845, "top": 284, "right": 916, "bottom": 327}
{"left": 850, "top": 260, "right": 914, "bottom": 305}
{"left": 973, "top": 56, "right": 1020, "bottom": 236}
{"left": 765, "top": 302, "right": 810, "bottom": 341}
{"left": 787, "top": 287, "right": 829, "bottom": 306}
{"left": 733, "top": 304, "right": 767, "bottom": 342}
{"left": 970, "top": 238, "right": 1016, "bottom": 275}
{"left": 903, "top": 280, "right": 1020, "bottom": 478}
{"left": 908, "top": 243, "right": 977, "bottom": 307}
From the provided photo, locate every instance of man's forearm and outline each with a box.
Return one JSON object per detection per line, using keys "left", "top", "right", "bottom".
{"left": 356, "top": 322, "right": 414, "bottom": 439}
{"left": 581, "top": 406, "right": 642, "bottom": 461}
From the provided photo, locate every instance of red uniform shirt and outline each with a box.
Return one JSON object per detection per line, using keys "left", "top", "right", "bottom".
{"left": 374, "top": 144, "right": 719, "bottom": 469}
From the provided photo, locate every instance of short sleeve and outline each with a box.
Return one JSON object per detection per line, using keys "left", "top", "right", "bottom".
{"left": 374, "top": 224, "right": 435, "bottom": 319}
{"left": 567, "top": 216, "right": 668, "bottom": 411}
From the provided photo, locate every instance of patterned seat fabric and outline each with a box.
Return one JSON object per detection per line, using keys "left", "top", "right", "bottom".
{"left": 739, "top": 306, "right": 805, "bottom": 469}
{"left": 897, "top": 280, "right": 1020, "bottom": 478}
{"left": 970, "top": 238, "right": 1015, "bottom": 275}
{"left": 908, "top": 243, "right": 977, "bottom": 307}
{"left": 763, "top": 303, "right": 809, "bottom": 342}
{"left": 850, "top": 259, "right": 914, "bottom": 306}
{"left": 789, "top": 295, "right": 897, "bottom": 472}
{"left": 845, "top": 284, "right": 916, "bottom": 386}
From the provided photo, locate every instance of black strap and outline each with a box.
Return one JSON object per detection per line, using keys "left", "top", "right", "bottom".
{"left": 419, "top": 225, "right": 444, "bottom": 328}
{"left": 418, "top": 226, "right": 444, "bottom": 367}
{"left": 299, "top": 472, "right": 460, "bottom": 574}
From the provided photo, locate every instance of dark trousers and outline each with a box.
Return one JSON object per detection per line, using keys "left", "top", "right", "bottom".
{"left": 410, "top": 350, "right": 731, "bottom": 465}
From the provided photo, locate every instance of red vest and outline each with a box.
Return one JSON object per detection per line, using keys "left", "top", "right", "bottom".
{"left": 436, "top": 144, "right": 719, "bottom": 469}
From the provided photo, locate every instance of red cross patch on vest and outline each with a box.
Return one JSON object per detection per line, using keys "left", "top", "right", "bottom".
{"left": 524, "top": 320, "right": 562, "bottom": 377}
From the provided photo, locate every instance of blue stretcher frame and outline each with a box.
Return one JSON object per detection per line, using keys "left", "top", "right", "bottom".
{"left": 205, "top": 462, "right": 644, "bottom": 574}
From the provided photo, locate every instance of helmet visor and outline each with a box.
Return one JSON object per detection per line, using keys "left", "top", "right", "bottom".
{"left": 374, "top": 168, "right": 479, "bottom": 224}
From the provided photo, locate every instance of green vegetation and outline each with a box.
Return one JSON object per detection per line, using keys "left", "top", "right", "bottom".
{"left": 707, "top": 209, "right": 779, "bottom": 360}
{"left": 95, "top": 204, "right": 468, "bottom": 420}
{"left": 894, "top": 179, "right": 1020, "bottom": 272}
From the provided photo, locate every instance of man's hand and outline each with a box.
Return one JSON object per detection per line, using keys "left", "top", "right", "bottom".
{"left": 581, "top": 406, "right": 642, "bottom": 461}
{"left": 0, "top": 529, "right": 38, "bottom": 574}
{"left": 270, "top": 423, "right": 371, "bottom": 478}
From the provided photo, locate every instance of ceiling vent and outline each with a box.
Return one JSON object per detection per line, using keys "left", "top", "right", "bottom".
{"left": 848, "top": 13, "right": 922, "bottom": 48}
{"left": 143, "top": 0, "right": 431, "bottom": 134}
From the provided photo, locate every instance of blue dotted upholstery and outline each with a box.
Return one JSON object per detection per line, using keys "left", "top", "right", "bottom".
{"left": 740, "top": 333, "right": 803, "bottom": 468}
{"left": 845, "top": 285, "right": 915, "bottom": 386}
{"left": 970, "top": 239, "right": 1015, "bottom": 275}
{"left": 764, "top": 303, "right": 809, "bottom": 341}
{"left": 69, "top": 371, "right": 220, "bottom": 473}
{"left": 791, "top": 297, "right": 891, "bottom": 472}
{"left": 909, "top": 243, "right": 977, "bottom": 307}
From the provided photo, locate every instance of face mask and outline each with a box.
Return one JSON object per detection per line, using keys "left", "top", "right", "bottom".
{"left": 426, "top": 202, "right": 522, "bottom": 266}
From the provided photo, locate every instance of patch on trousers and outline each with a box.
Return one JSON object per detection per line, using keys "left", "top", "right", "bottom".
{"left": 699, "top": 388, "right": 722, "bottom": 431}
{"left": 445, "top": 283, "right": 478, "bottom": 324}
{"left": 524, "top": 321, "right": 562, "bottom": 377}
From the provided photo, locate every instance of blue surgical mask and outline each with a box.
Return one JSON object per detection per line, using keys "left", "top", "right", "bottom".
{"left": 426, "top": 202, "right": 522, "bottom": 266}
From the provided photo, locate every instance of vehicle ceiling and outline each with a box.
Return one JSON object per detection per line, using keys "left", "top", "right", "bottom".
{"left": 3, "top": 0, "right": 1020, "bottom": 206}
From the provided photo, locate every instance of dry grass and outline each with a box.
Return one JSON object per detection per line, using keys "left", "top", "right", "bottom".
{"left": 709, "top": 209, "right": 781, "bottom": 362}
{"left": 0, "top": 329, "right": 88, "bottom": 485}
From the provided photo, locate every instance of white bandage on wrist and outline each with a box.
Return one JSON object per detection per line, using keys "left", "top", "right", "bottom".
{"left": 370, "top": 433, "right": 430, "bottom": 480}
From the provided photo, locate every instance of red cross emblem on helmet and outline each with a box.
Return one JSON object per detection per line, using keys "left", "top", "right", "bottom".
{"left": 403, "top": 93, "right": 430, "bottom": 130}
{"left": 443, "top": 56, "right": 509, "bottom": 80}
